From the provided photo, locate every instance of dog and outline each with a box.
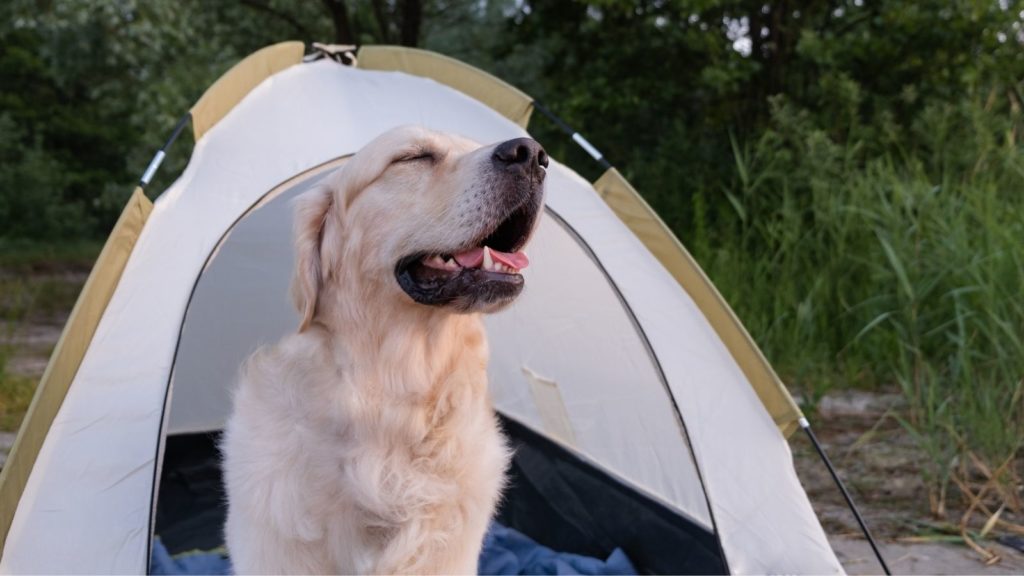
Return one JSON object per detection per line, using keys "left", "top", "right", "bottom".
{"left": 222, "top": 125, "right": 548, "bottom": 574}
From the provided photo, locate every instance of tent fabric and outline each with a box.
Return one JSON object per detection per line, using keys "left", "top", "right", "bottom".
{"left": 592, "top": 168, "right": 803, "bottom": 437}
{"left": 358, "top": 45, "right": 534, "bottom": 128}
{"left": 0, "top": 48, "right": 842, "bottom": 575}
{"left": 495, "top": 416, "right": 724, "bottom": 574}
{"left": 162, "top": 61, "right": 839, "bottom": 573}
{"left": 0, "top": 187, "right": 152, "bottom": 552}
{"left": 190, "top": 41, "right": 305, "bottom": 141}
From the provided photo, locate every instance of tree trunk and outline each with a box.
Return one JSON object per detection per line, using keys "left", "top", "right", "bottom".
{"left": 370, "top": 0, "right": 392, "bottom": 43}
{"left": 399, "top": 0, "right": 422, "bottom": 47}
{"left": 320, "top": 0, "right": 355, "bottom": 44}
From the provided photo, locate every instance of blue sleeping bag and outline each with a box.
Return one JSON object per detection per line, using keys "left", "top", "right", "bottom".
{"left": 151, "top": 522, "right": 636, "bottom": 575}
{"left": 478, "top": 522, "right": 635, "bottom": 575}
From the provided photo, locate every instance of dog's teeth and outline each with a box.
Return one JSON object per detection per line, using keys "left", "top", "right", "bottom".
{"left": 482, "top": 246, "right": 494, "bottom": 271}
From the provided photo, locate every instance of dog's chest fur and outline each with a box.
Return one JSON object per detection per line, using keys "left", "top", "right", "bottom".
{"left": 223, "top": 320, "right": 509, "bottom": 574}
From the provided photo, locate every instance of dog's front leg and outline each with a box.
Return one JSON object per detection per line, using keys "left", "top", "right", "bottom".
{"left": 223, "top": 402, "right": 331, "bottom": 574}
{"left": 370, "top": 514, "right": 486, "bottom": 575}
{"left": 225, "top": 500, "right": 328, "bottom": 575}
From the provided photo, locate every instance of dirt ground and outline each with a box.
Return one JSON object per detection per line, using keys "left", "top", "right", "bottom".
{"left": 2, "top": 271, "right": 1023, "bottom": 574}
{"left": 792, "top": 389, "right": 1024, "bottom": 574}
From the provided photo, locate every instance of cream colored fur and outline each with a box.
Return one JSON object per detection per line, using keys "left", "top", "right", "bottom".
{"left": 222, "top": 126, "right": 530, "bottom": 574}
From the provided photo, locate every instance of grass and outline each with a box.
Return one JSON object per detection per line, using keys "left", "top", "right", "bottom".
{"left": 0, "top": 240, "right": 95, "bottom": 433}
{"left": 0, "top": 238, "right": 102, "bottom": 273}
{"left": 1, "top": 278, "right": 35, "bottom": 434}
{"left": 0, "top": 359, "right": 35, "bottom": 432}
{"left": 0, "top": 305, "right": 35, "bottom": 433}
{"left": 672, "top": 99, "right": 1024, "bottom": 526}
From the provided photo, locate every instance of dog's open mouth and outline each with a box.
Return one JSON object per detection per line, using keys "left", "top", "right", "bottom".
{"left": 395, "top": 202, "right": 540, "bottom": 311}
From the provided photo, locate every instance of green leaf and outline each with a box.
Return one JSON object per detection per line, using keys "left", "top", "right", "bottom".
{"left": 876, "top": 232, "right": 914, "bottom": 301}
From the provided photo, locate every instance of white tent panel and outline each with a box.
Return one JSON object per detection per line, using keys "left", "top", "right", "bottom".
{"left": 168, "top": 171, "right": 332, "bottom": 436}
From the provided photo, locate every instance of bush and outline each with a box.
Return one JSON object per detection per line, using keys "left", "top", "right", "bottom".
{"left": 0, "top": 114, "right": 92, "bottom": 239}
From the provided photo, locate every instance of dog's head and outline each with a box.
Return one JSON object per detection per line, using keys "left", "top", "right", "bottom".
{"left": 293, "top": 125, "right": 547, "bottom": 330}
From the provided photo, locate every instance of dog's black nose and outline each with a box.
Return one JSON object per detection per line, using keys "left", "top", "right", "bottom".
{"left": 493, "top": 138, "right": 549, "bottom": 171}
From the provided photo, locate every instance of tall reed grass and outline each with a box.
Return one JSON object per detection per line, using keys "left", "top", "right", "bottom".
{"left": 680, "top": 97, "right": 1024, "bottom": 516}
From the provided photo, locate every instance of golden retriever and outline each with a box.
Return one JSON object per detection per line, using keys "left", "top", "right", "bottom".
{"left": 222, "top": 125, "right": 548, "bottom": 574}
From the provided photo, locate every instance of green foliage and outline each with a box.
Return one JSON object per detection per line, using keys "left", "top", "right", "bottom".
{"left": 0, "top": 113, "right": 87, "bottom": 238}
{"left": 0, "top": 0, "right": 440, "bottom": 241}
{"left": 697, "top": 97, "right": 1024, "bottom": 495}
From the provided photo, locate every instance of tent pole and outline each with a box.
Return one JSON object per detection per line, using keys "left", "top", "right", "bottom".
{"left": 531, "top": 100, "right": 611, "bottom": 170}
{"left": 138, "top": 112, "right": 191, "bottom": 189}
{"left": 800, "top": 417, "right": 891, "bottom": 575}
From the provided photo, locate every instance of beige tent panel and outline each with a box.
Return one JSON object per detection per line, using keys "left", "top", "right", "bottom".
{"left": 0, "top": 188, "right": 152, "bottom": 552}
{"left": 358, "top": 45, "right": 533, "bottom": 129}
{"left": 191, "top": 41, "right": 305, "bottom": 141}
{"left": 594, "top": 168, "right": 803, "bottom": 437}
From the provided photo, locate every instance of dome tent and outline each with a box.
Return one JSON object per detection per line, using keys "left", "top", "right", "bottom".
{"left": 0, "top": 42, "right": 861, "bottom": 574}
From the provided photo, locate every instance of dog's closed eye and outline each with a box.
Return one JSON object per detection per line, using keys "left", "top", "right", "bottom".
{"left": 394, "top": 150, "right": 436, "bottom": 163}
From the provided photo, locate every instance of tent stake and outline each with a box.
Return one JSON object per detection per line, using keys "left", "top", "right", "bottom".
{"left": 139, "top": 112, "right": 191, "bottom": 188}
{"left": 800, "top": 417, "right": 891, "bottom": 575}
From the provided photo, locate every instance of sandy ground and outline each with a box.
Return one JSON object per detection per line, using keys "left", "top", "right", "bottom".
{"left": 832, "top": 536, "right": 1024, "bottom": 575}
{"left": 792, "top": 389, "right": 1024, "bottom": 574}
{"left": 2, "top": 272, "right": 1023, "bottom": 574}
{"left": 4, "top": 322, "right": 61, "bottom": 377}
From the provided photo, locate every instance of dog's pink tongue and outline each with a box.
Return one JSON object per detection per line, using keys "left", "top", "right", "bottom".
{"left": 453, "top": 247, "right": 530, "bottom": 270}
{"left": 490, "top": 249, "right": 529, "bottom": 269}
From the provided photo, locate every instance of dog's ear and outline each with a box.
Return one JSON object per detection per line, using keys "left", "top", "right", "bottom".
{"left": 292, "top": 185, "right": 335, "bottom": 332}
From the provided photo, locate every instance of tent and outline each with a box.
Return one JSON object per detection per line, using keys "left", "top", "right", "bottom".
{"left": 0, "top": 42, "right": 850, "bottom": 574}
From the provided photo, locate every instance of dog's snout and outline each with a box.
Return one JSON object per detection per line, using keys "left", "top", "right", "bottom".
{"left": 492, "top": 138, "right": 549, "bottom": 172}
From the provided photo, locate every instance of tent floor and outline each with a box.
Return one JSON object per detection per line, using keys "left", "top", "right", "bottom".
{"left": 153, "top": 415, "right": 725, "bottom": 574}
